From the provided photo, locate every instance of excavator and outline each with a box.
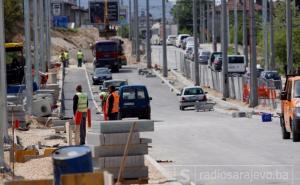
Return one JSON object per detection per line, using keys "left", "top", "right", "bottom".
{"left": 99, "top": 0, "right": 117, "bottom": 38}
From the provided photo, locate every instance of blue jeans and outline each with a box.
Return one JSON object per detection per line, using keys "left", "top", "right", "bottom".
{"left": 80, "top": 112, "right": 87, "bottom": 145}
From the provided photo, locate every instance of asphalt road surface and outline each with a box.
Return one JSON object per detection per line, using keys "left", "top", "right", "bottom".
{"left": 84, "top": 64, "right": 299, "bottom": 185}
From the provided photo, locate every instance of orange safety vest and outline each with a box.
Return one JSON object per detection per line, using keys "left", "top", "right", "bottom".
{"left": 106, "top": 91, "right": 119, "bottom": 113}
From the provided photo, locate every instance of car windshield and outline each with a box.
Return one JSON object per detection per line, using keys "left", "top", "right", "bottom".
{"left": 95, "top": 68, "right": 109, "bottom": 74}
{"left": 104, "top": 81, "right": 127, "bottom": 88}
{"left": 294, "top": 80, "right": 300, "bottom": 98}
{"left": 181, "top": 36, "right": 189, "bottom": 40}
{"left": 264, "top": 72, "right": 280, "bottom": 80}
{"left": 202, "top": 52, "right": 211, "bottom": 56}
{"left": 228, "top": 56, "right": 244, "bottom": 64}
{"left": 211, "top": 52, "right": 222, "bottom": 62}
{"left": 184, "top": 88, "right": 203, "bottom": 95}
{"left": 96, "top": 42, "right": 117, "bottom": 52}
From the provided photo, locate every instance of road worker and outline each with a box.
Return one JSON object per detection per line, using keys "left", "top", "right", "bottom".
{"left": 64, "top": 50, "right": 70, "bottom": 67}
{"left": 59, "top": 50, "right": 66, "bottom": 67}
{"left": 77, "top": 49, "right": 84, "bottom": 67}
{"left": 99, "top": 91, "right": 108, "bottom": 120}
{"left": 73, "top": 85, "right": 88, "bottom": 145}
{"left": 106, "top": 86, "right": 120, "bottom": 120}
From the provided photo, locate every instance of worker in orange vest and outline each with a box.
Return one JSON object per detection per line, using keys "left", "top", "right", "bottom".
{"left": 106, "top": 86, "right": 120, "bottom": 120}
{"left": 73, "top": 85, "right": 89, "bottom": 145}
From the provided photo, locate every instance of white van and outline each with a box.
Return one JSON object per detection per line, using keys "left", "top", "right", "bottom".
{"left": 228, "top": 55, "right": 246, "bottom": 74}
{"left": 176, "top": 34, "right": 190, "bottom": 48}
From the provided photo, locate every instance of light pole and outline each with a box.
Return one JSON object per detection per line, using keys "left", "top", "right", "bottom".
{"left": 234, "top": 0, "right": 238, "bottom": 54}
{"left": 162, "top": 0, "right": 168, "bottom": 77}
{"left": 242, "top": 0, "right": 248, "bottom": 67}
{"left": 25, "top": 0, "right": 33, "bottom": 115}
{"left": 286, "top": 0, "right": 293, "bottom": 74}
{"left": 39, "top": 0, "right": 45, "bottom": 72}
{"left": 193, "top": 0, "right": 200, "bottom": 85}
{"left": 212, "top": 0, "right": 217, "bottom": 51}
{"left": 146, "top": 0, "right": 152, "bottom": 68}
{"left": 221, "top": 0, "right": 229, "bottom": 99}
{"left": 263, "top": 0, "right": 269, "bottom": 70}
{"left": 33, "top": 0, "right": 40, "bottom": 85}
{"left": 270, "top": 0, "right": 275, "bottom": 70}
{"left": 134, "top": 0, "right": 140, "bottom": 62}
{"left": 249, "top": 0, "right": 258, "bottom": 107}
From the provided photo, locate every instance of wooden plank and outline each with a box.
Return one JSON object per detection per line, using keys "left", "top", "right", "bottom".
{"left": 5, "top": 179, "right": 53, "bottom": 185}
{"left": 43, "top": 148, "right": 57, "bottom": 157}
{"left": 61, "top": 172, "right": 104, "bottom": 185}
{"left": 91, "top": 120, "right": 154, "bottom": 133}
{"left": 88, "top": 144, "right": 148, "bottom": 158}
{"left": 15, "top": 149, "right": 38, "bottom": 163}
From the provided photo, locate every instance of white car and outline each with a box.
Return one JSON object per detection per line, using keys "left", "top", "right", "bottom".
{"left": 184, "top": 45, "right": 194, "bottom": 59}
{"left": 166, "top": 35, "right": 177, "bottom": 45}
{"left": 176, "top": 34, "right": 190, "bottom": 48}
{"left": 177, "top": 86, "right": 207, "bottom": 110}
{"left": 182, "top": 37, "right": 194, "bottom": 50}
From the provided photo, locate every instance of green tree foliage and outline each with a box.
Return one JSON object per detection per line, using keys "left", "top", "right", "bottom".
{"left": 4, "top": 0, "right": 23, "bottom": 41}
{"left": 171, "top": 0, "right": 193, "bottom": 34}
{"left": 117, "top": 25, "right": 129, "bottom": 38}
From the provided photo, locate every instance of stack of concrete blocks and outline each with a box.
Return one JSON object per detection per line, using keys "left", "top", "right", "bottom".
{"left": 87, "top": 120, "right": 154, "bottom": 180}
{"left": 7, "top": 103, "right": 26, "bottom": 127}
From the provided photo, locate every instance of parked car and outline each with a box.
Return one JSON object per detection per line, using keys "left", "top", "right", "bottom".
{"left": 260, "top": 70, "right": 282, "bottom": 89}
{"left": 184, "top": 46, "right": 194, "bottom": 59}
{"left": 212, "top": 57, "right": 222, "bottom": 71}
{"left": 166, "top": 35, "right": 177, "bottom": 46}
{"left": 227, "top": 55, "right": 247, "bottom": 74}
{"left": 182, "top": 37, "right": 194, "bottom": 50}
{"left": 99, "top": 79, "right": 128, "bottom": 92}
{"left": 176, "top": 34, "right": 190, "bottom": 48}
{"left": 92, "top": 68, "right": 112, "bottom": 85}
{"left": 198, "top": 51, "right": 211, "bottom": 65}
{"left": 280, "top": 75, "right": 300, "bottom": 141}
{"left": 208, "top": 52, "right": 222, "bottom": 68}
{"left": 178, "top": 86, "right": 207, "bottom": 110}
{"left": 119, "top": 85, "right": 152, "bottom": 119}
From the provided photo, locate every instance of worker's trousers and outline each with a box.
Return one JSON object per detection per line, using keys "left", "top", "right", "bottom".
{"left": 78, "top": 59, "right": 83, "bottom": 67}
{"left": 79, "top": 112, "right": 87, "bottom": 145}
{"left": 108, "top": 112, "right": 119, "bottom": 120}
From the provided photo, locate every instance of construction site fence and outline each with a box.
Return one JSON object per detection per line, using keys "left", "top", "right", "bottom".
{"left": 151, "top": 47, "right": 281, "bottom": 110}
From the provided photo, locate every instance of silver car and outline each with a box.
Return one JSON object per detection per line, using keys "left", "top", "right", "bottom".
{"left": 177, "top": 86, "right": 207, "bottom": 110}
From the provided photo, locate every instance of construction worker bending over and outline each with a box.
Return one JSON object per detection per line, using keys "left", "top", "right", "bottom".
{"left": 106, "top": 86, "right": 120, "bottom": 120}
{"left": 73, "top": 85, "right": 89, "bottom": 145}
{"left": 100, "top": 91, "right": 108, "bottom": 120}
{"left": 77, "top": 49, "right": 84, "bottom": 67}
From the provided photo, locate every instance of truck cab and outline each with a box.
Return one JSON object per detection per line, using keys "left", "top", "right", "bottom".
{"left": 118, "top": 85, "right": 152, "bottom": 120}
{"left": 280, "top": 75, "right": 300, "bottom": 142}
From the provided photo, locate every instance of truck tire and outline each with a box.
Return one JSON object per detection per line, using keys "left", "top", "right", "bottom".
{"left": 292, "top": 119, "right": 300, "bottom": 142}
{"left": 281, "top": 116, "right": 290, "bottom": 139}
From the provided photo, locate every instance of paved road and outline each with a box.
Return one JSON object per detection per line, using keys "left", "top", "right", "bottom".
{"left": 83, "top": 63, "right": 299, "bottom": 185}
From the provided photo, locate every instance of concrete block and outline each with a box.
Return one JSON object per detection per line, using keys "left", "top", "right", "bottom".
{"left": 7, "top": 105, "right": 24, "bottom": 112}
{"left": 93, "top": 155, "right": 145, "bottom": 169}
{"left": 91, "top": 120, "right": 154, "bottom": 133}
{"left": 87, "top": 144, "right": 148, "bottom": 157}
{"left": 86, "top": 132, "right": 141, "bottom": 146}
{"left": 104, "top": 166, "right": 148, "bottom": 179}
{"left": 232, "top": 112, "right": 246, "bottom": 118}
{"left": 32, "top": 99, "right": 51, "bottom": 117}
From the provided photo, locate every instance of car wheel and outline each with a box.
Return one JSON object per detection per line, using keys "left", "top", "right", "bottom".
{"left": 180, "top": 106, "right": 184, "bottom": 111}
{"left": 92, "top": 81, "right": 96, "bottom": 85}
{"left": 292, "top": 119, "right": 300, "bottom": 142}
{"left": 281, "top": 116, "right": 290, "bottom": 139}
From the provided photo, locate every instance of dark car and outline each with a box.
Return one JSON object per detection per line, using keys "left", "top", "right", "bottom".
{"left": 260, "top": 71, "right": 282, "bottom": 89}
{"left": 92, "top": 40, "right": 122, "bottom": 72}
{"left": 100, "top": 79, "right": 128, "bottom": 92}
{"left": 118, "top": 85, "right": 152, "bottom": 120}
{"left": 209, "top": 52, "right": 222, "bottom": 68}
{"left": 92, "top": 68, "right": 112, "bottom": 85}
{"left": 213, "top": 57, "right": 222, "bottom": 71}
{"left": 199, "top": 51, "right": 211, "bottom": 65}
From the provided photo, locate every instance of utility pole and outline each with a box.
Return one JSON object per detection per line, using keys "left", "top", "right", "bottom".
{"left": 212, "top": 0, "right": 217, "bottom": 51}
{"left": 129, "top": 0, "right": 132, "bottom": 40}
{"left": 33, "top": 0, "right": 39, "bottom": 84}
{"left": 234, "top": 0, "right": 238, "bottom": 54}
{"left": 25, "top": 0, "right": 33, "bottom": 115}
{"left": 221, "top": 0, "right": 229, "bottom": 99}
{"left": 269, "top": 0, "right": 275, "bottom": 70}
{"left": 79, "top": 0, "right": 81, "bottom": 26}
{"left": 242, "top": 0, "right": 249, "bottom": 67}
{"left": 45, "top": 0, "right": 51, "bottom": 71}
{"left": 193, "top": 0, "right": 200, "bottom": 85}
{"left": 263, "top": 0, "right": 269, "bottom": 70}
{"left": 286, "top": 0, "right": 293, "bottom": 74}
{"left": 249, "top": 0, "right": 258, "bottom": 107}
{"left": 200, "top": 1, "right": 205, "bottom": 43}
{"left": 0, "top": 0, "right": 7, "bottom": 164}
{"left": 39, "top": 0, "right": 45, "bottom": 72}
{"left": 162, "top": 0, "right": 168, "bottom": 77}
{"left": 227, "top": 8, "right": 230, "bottom": 45}
{"left": 146, "top": 0, "right": 151, "bottom": 69}
{"left": 134, "top": 0, "right": 140, "bottom": 62}
{"left": 206, "top": 2, "right": 210, "bottom": 42}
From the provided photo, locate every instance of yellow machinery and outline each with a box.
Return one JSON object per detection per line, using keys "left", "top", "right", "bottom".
{"left": 99, "top": 0, "right": 117, "bottom": 38}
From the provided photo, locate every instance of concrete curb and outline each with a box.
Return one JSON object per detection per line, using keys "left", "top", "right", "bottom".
{"left": 145, "top": 155, "right": 182, "bottom": 185}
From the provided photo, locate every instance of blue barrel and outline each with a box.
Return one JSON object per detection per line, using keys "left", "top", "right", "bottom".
{"left": 52, "top": 146, "right": 93, "bottom": 185}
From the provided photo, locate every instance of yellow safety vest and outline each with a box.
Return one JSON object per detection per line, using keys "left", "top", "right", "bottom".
{"left": 77, "top": 51, "right": 84, "bottom": 60}
{"left": 64, "top": 52, "right": 69, "bottom": 59}
{"left": 76, "top": 92, "right": 88, "bottom": 112}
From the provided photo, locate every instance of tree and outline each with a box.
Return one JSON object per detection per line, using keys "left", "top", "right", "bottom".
{"left": 4, "top": 0, "right": 23, "bottom": 41}
{"left": 171, "top": 0, "right": 193, "bottom": 34}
